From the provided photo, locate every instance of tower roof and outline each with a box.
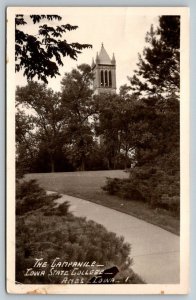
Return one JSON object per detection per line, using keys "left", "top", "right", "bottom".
{"left": 97, "top": 43, "right": 112, "bottom": 65}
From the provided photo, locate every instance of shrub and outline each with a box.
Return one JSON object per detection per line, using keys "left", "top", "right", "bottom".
{"left": 16, "top": 179, "right": 61, "bottom": 215}
{"left": 16, "top": 212, "right": 144, "bottom": 284}
{"left": 103, "top": 166, "right": 180, "bottom": 217}
{"left": 103, "top": 178, "right": 145, "bottom": 201}
{"left": 52, "top": 202, "right": 70, "bottom": 216}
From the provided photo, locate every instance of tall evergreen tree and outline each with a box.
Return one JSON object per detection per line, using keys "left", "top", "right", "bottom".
{"left": 104, "top": 16, "right": 180, "bottom": 215}
{"left": 129, "top": 16, "right": 180, "bottom": 98}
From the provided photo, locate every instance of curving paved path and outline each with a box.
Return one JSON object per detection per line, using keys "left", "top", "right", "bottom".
{"left": 52, "top": 193, "right": 180, "bottom": 284}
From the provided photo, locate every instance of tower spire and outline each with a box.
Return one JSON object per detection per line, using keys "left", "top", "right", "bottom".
{"left": 91, "top": 57, "right": 95, "bottom": 68}
{"left": 111, "top": 53, "right": 116, "bottom": 64}
{"left": 96, "top": 52, "right": 100, "bottom": 63}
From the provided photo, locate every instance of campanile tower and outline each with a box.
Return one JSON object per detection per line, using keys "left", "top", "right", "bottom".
{"left": 92, "top": 43, "right": 116, "bottom": 94}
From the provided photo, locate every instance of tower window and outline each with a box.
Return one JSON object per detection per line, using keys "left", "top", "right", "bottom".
{"left": 105, "top": 70, "right": 108, "bottom": 87}
{"left": 100, "top": 70, "right": 104, "bottom": 86}
{"left": 109, "top": 71, "right": 112, "bottom": 87}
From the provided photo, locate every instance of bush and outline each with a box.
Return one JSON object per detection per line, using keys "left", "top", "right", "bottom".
{"left": 16, "top": 179, "right": 61, "bottom": 215}
{"left": 16, "top": 213, "right": 144, "bottom": 284}
{"left": 43, "top": 202, "right": 70, "bottom": 216}
{"left": 103, "top": 178, "right": 145, "bottom": 201}
{"left": 103, "top": 166, "right": 180, "bottom": 218}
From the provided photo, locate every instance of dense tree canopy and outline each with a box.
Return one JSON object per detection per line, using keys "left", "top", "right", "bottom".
{"left": 16, "top": 82, "right": 68, "bottom": 172}
{"left": 95, "top": 93, "right": 136, "bottom": 169}
{"left": 61, "top": 64, "right": 96, "bottom": 171}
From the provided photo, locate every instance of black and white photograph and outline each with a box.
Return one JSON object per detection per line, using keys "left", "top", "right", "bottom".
{"left": 6, "top": 7, "right": 189, "bottom": 294}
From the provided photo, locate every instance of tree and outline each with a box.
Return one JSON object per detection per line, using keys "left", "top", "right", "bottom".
{"left": 129, "top": 16, "right": 180, "bottom": 98}
{"left": 129, "top": 16, "right": 180, "bottom": 211}
{"left": 126, "top": 16, "right": 180, "bottom": 167}
{"left": 16, "top": 81, "right": 68, "bottom": 172}
{"left": 95, "top": 92, "right": 136, "bottom": 169}
{"left": 95, "top": 93, "right": 121, "bottom": 169}
{"left": 103, "top": 16, "right": 180, "bottom": 214}
{"left": 15, "top": 14, "right": 92, "bottom": 83}
{"left": 61, "top": 64, "right": 96, "bottom": 171}
{"left": 15, "top": 108, "right": 37, "bottom": 176}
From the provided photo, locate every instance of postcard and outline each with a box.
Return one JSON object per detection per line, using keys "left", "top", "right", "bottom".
{"left": 6, "top": 6, "right": 189, "bottom": 294}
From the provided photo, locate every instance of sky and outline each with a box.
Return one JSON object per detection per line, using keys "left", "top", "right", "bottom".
{"left": 15, "top": 8, "right": 159, "bottom": 92}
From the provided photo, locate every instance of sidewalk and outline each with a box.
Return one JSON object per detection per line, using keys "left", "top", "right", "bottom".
{"left": 53, "top": 193, "right": 180, "bottom": 284}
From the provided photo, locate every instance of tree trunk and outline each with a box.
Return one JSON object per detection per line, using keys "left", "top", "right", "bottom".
{"left": 50, "top": 155, "right": 55, "bottom": 173}
{"left": 107, "top": 157, "right": 112, "bottom": 170}
{"left": 113, "top": 157, "right": 117, "bottom": 170}
{"left": 80, "top": 155, "right": 85, "bottom": 171}
{"left": 124, "top": 146, "right": 128, "bottom": 169}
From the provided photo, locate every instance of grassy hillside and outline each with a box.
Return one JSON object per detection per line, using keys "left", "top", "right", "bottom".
{"left": 26, "top": 170, "right": 180, "bottom": 235}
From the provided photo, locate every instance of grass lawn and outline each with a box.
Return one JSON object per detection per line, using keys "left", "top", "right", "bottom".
{"left": 26, "top": 170, "right": 180, "bottom": 235}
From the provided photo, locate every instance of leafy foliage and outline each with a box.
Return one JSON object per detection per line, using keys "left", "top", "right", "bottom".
{"left": 60, "top": 64, "right": 96, "bottom": 170}
{"left": 16, "top": 110, "right": 35, "bottom": 177}
{"left": 15, "top": 14, "right": 92, "bottom": 83}
{"left": 103, "top": 177, "right": 145, "bottom": 201}
{"left": 16, "top": 81, "right": 68, "bottom": 172}
{"left": 102, "top": 94, "right": 180, "bottom": 215}
{"left": 94, "top": 93, "right": 136, "bottom": 169}
{"left": 103, "top": 166, "right": 180, "bottom": 217}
